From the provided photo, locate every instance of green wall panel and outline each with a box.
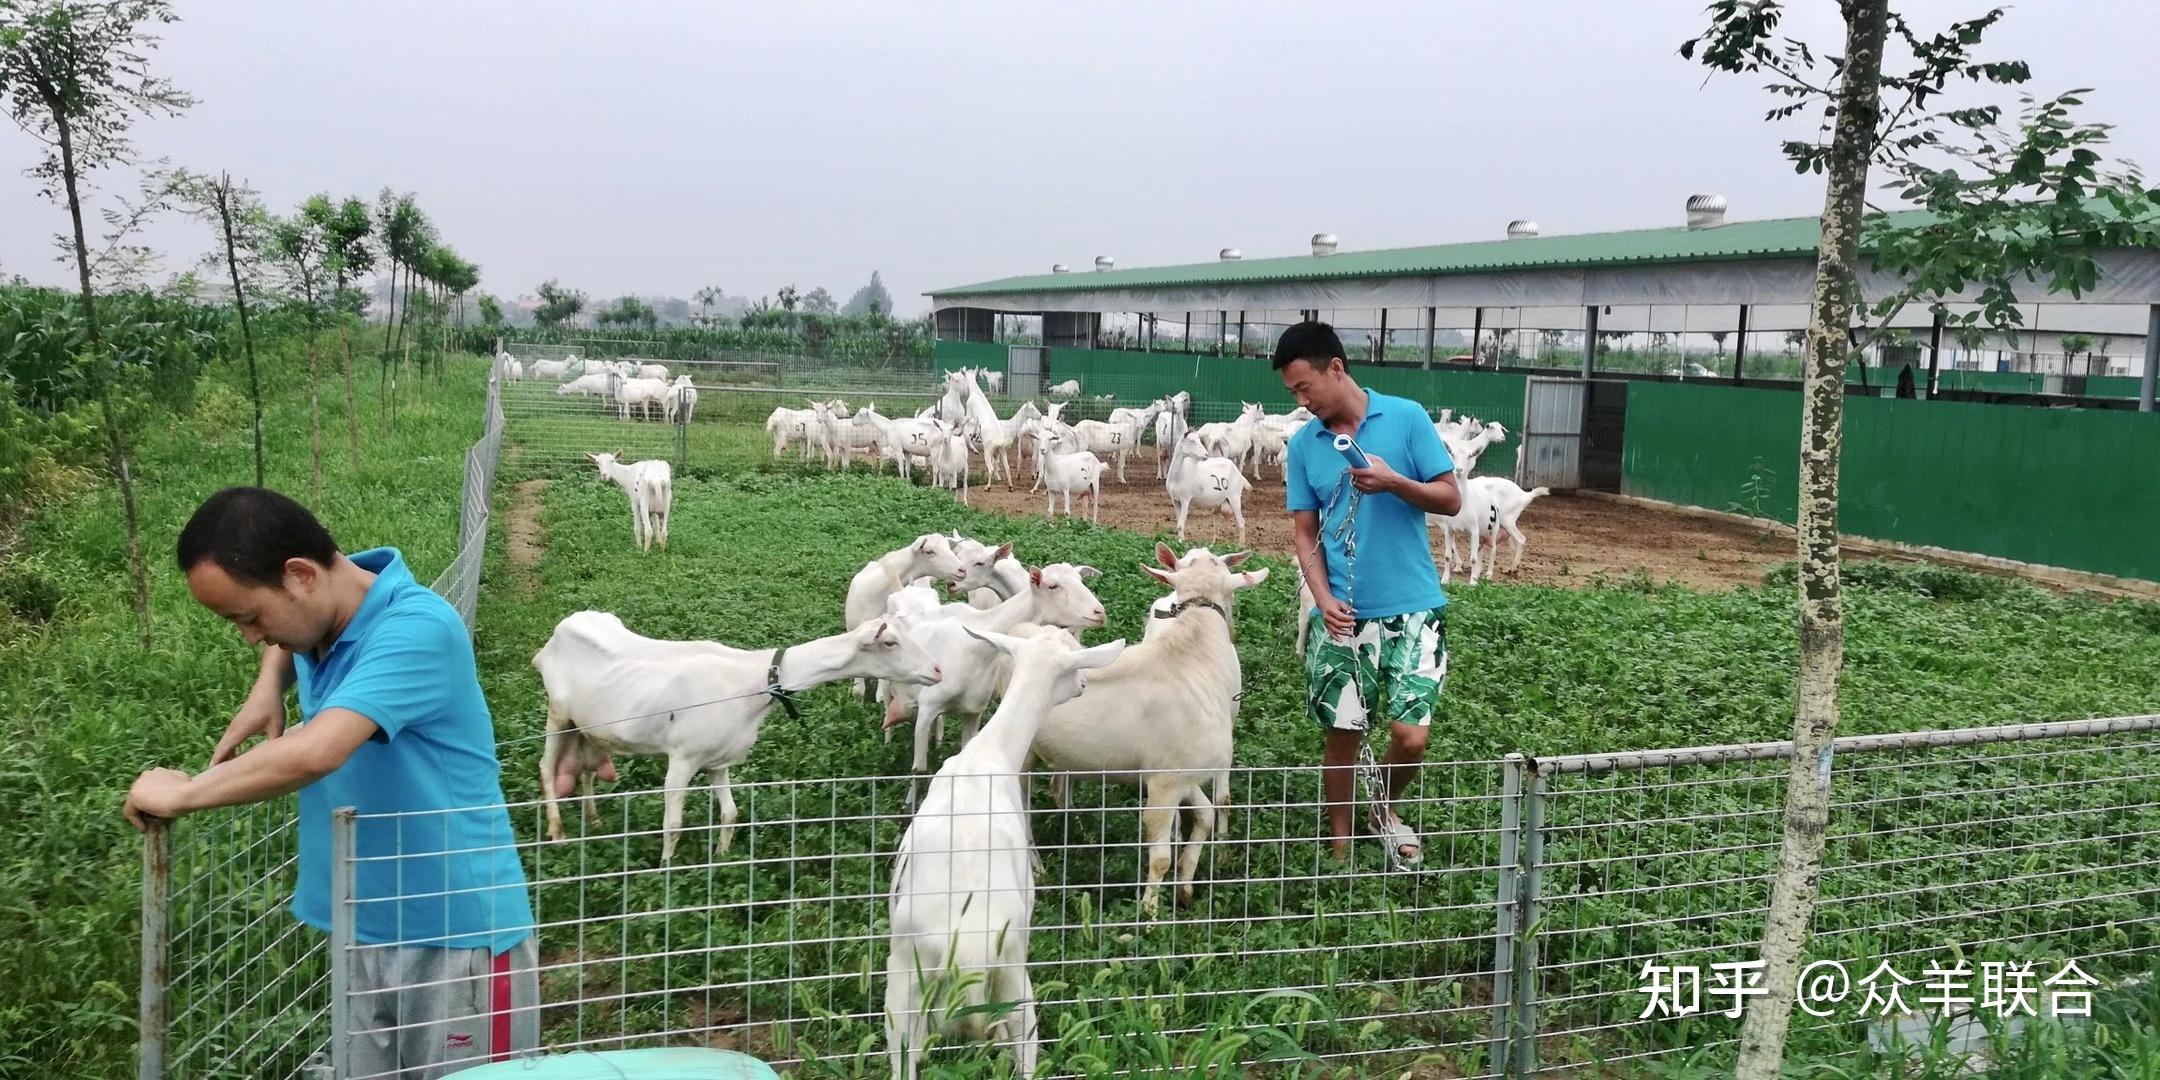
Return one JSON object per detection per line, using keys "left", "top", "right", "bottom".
{"left": 1623, "top": 381, "right": 2160, "bottom": 581}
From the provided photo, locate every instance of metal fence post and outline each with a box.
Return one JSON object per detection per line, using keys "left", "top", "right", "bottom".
{"left": 1511, "top": 766, "right": 1549, "bottom": 1078}
{"left": 329, "top": 807, "right": 356, "bottom": 1080}
{"left": 1489, "top": 755, "right": 1523, "bottom": 1076}
{"left": 139, "top": 819, "right": 171, "bottom": 1080}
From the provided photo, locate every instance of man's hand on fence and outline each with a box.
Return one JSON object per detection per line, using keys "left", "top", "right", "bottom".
{"left": 124, "top": 768, "right": 195, "bottom": 831}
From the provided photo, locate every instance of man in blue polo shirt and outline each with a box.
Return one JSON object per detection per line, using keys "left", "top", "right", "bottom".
{"left": 1278, "top": 322, "right": 1462, "bottom": 865}
{"left": 124, "top": 486, "right": 536, "bottom": 1075}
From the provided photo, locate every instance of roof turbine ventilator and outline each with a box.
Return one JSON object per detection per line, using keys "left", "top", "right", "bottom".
{"left": 1686, "top": 194, "right": 1729, "bottom": 229}
{"left": 1219, "top": 248, "right": 1243, "bottom": 261}
{"left": 1310, "top": 233, "right": 1338, "bottom": 257}
{"left": 1094, "top": 256, "right": 1116, "bottom": 271}
{"left": 1506, "top": 220, "right": 1540, "bottom": 240}
{"left": 1051, "top": 263, "right": 1070, "bottom": 273}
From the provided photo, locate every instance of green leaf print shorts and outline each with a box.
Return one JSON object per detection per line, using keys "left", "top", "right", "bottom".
{"left": 1304, "top": 607, "right": 1448, "bottom": 732}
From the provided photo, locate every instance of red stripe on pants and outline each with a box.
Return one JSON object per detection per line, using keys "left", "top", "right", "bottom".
{"left": 491, "top": 951, "right": 512, "bottom": 1062}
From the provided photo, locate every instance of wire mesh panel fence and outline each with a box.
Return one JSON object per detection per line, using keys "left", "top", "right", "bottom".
{"left": 1505, "top": 714, "right": 2160, "bottom": 1075}
{"left": 324, "top": 762, "right": 1512, "bottom": 1079}
{"left": 143, "top": 716, "right": 2160, "bottom": 1077}
{"left": 144, "top": 801, "right": 331, "bottom": 1080}
{"left": 427, "top": 356, "right": 505, "bottom": 631}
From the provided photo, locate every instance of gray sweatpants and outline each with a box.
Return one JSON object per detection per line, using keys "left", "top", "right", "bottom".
{"left": 346, "top": 936, "right": 540, "bottom": 1080}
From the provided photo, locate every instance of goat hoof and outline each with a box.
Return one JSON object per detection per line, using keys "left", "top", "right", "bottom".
{"left": 1177, "top": 885, "right": 1195, "bottom": 909}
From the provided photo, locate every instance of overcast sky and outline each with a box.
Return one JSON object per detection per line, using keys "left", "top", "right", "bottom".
{"left": 5, "top": 1, "right": 2158, "bottom": 314}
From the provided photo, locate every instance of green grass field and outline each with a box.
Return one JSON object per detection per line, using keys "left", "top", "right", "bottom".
{"left": 5, "top": 347, "right": 2160, "bottom": 1077}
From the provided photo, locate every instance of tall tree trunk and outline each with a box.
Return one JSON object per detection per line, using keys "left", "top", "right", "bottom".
{"left": 214, "top": 175, "right": 266, "bottom": 488}
{"left": 51, "top": 107, "right": 151, "bottom": 647}
{"left": 307, "top": 308, "right": 322, "bottom": 503}
{"left": 338, "top": 272, "right": 359, "bottom": 469}
{"left": 1733, "top": 2, "right": 1888, "bottom": 1077}
{"left": 394, "top": 262, "right": 415, "bottom": 426}
{"left": 379, "top": 259, "right": 397, "bottom": 437}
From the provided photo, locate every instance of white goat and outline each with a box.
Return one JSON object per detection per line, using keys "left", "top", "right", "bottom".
{"left": 615, "top": 377, "right": 670, "bottom": 421}
{"left": 983, "top": 370, "right": 1004, "bottom": 394}
{"left": 1032, "top": 432, "right": 1104, "bottom": 523}
{"left": 1464, "top": 476, "right": 1550, "bottom": 574}
{"left": 938, "top": 421, "right": 977, "bottom": 502}
{"left": 635, "top": 362, "right": 670, "bottom": 381}
{"left": 882, "top": 563, "right": 1107, "bottom": 782}
{"left": 1442, "top": 421, "right": 1509, "bottom": 476}
{"left": 935, "top": 369, "right": 973, "bottom": 425}
{"left": 557, "top": 371, "right": 613, "bottom": 398}
{"left": 846, "top": 534, "right": 971, "bottom": 642}
{"left": 1048, "top": 379, "right": 1081, "bottom": 397}
{"left": 535, "top": 611, "right": 943, "bottom": 861}
{"left": 1152, "top": 391, "right": 1192, "bottom": 478}
{"left": 531, "top": 358, "right": 572, "bottom": 381}
{"left": 885, "top": 627, "right": 1124, "bottom": 1080}
{"left": 585, "top": 452, "right": 673, "bottom": 552}
{"left": 958, "top": 378, "right": 1027, "bottom": 487}
{"left": 1030, "top": 543, "right": 1266, "bottom": 915}
{"left": 1066, "top": 419, "right": 1142, "bottom": 484}
{"left": 767, "top": 406, "right": 822, "bottom": 459}
{"left": 1193, "top": 402, "right": 1267, "bottom": 477}
{"left": 1248, "top": 409, "right": 1313, "bottom": 480}
{"left": 1165, "top": 430, "right": 1249, "bottom": 545}
{"left": 662, "top": 375, "right": 698, "bottom": 424}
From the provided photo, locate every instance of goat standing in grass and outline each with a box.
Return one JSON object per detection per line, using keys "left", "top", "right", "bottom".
{"left": 535, "top": 612, "right": 943, "bottom": 861}
{"left": 886, "top": 627, "right": 1124, "bottom": 1080}
{"left": 1030, "top": 543, "right": 1265, "bottom": 916}
{"left": 585, "top": 452, "right": 672, "bottom": 552}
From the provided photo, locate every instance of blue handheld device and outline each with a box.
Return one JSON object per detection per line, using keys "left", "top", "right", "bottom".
{"left": 1332, "top": 434, "right": 1370, "bottom": 469}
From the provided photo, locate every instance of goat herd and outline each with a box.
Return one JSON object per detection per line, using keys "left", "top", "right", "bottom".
{"left": 495, "top": 354, "right": 1564, "bottom": 1075}
{"left": 765, "top": 365, "right": 1551, "bottom": 584}
{"left": 533, "top": 527, "right": 1263, "bottom": 1077}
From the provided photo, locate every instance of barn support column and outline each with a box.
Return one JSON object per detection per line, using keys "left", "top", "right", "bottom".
{"left": 1580, "top": 306, "right": 1600, "bottom": 378}
{"left": 1927, "top": 309, "right": 1947, "bottom": 398}
{"left": 1732, "top": 304, "right": 1750, "bottom": 383}
{"left": 2142, "top": 305, "right": 2158, "bottom": 412}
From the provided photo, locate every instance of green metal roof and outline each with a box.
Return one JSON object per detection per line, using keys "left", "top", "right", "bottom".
{"left": 927, "top": 211, "right": 1933, "bottom": 298}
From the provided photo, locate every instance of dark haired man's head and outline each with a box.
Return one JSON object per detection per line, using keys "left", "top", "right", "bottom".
{"left": 1273, "top": 321, "right": 1360, "bottom": 422}
{"left": 177, "top": 487, "right": 346, "bottom": 650}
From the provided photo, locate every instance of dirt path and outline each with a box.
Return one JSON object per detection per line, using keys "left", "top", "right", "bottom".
{"left": 966, "top": 471, "right": 1932, "bottom": 592}
{"left": 506, "top": 478, "right": 549, "bottom": 592}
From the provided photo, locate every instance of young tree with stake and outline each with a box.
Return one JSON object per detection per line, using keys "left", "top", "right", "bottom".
{"left": 272, "top": 196, "right": 335, "bottom": 502}
{"left": 171, "top": 169, "right": 273, "bottom": 486}
{"left": 1682, "top": 4, "right": 2160, "bottom": 1074}
{"left": 322, "top": 195, "right": 373, "bottom": 470}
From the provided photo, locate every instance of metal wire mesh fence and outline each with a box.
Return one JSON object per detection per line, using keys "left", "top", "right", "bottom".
{"left": 143, "top": 801, "right": 332, "bottom": 1080}
{"left": 321, "top": 763, "right": 1511, "bottom": 1079}
{"left": 1504, "top": 714, "right": 2160, "bottom": 1075}
{"left": 427, "top": 357, "right": 505, "bottom": 631}
{"left": 143, "top": 714, "right": 2160, "bottom": 1078}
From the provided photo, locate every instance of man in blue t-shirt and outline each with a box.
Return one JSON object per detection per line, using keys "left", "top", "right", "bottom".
{"left": 1277, "top": 322, "right": 1463, "bottom": 866}
{"left": 124, "top": 487, "right": 537, "bottom": 1075}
